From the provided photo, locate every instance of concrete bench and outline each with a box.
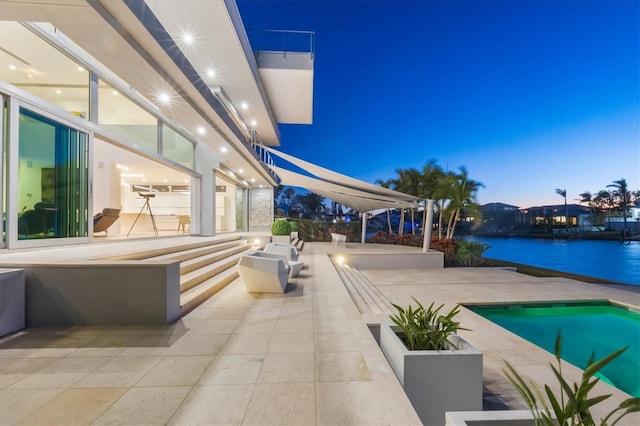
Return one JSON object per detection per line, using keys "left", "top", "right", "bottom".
{"left": 331, "top": 233, "right": 347, "bottom": 248}
{"left": 238, "top": 251, "right": 290, "bottom": 293}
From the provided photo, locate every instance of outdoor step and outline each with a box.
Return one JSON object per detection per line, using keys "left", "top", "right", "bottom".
{"left": 349, "top": 267, "right": 395, "bottom": 314}
{"left": 180, "top": 268, "right": 240, "bottom": 316}
{"left": 145, "top": 239, "right": 248, "bottom": 263}
{"left": 179, "top": 243, "right": 251, "bottom": 274}
{"left": 102, "top": 235, "right": 241, "bottom": 260}
{"left": 342, "top": 265, "right": 384, "bottom": 315}
{"left": 180, "top": 250, "right": 250, "bottom": 293}
{"left": 333, "top": 261, "right": 372, "bottom": 314}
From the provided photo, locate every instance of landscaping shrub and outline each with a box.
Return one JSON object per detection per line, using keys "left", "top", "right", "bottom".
{"left": 271, "top": 219, "right": 291, "bottom": 236}
{"left": 295, "top": 219, "right": 361, "bottom": 242}
{"left": 289, "top": 221, "right": 299, "bottom": 232}
{"left": 366, "top": 232, "right": 489, "bottom": 267}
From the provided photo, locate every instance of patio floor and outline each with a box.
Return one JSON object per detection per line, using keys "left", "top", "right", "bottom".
{"left": 0, "top": 239, "right": 638, "bottom": 425}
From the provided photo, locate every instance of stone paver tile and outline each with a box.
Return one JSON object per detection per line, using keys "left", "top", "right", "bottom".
{"left": 9, "top": 372, "right": 88, "bottom": 389}
{"left": 93, "top": 386, "right": 190, "bottom": 425}
{"left": 268, "top": 332, "right": 314, "bottom": 353}
{"left": 190, "top": 319, "right": 241, "bottom": 335}
{"left": 206, "top": 307, "right": 249, "bottom": 320}
{"left": 73, "top": 356, "right": 162, "bottom": 388}
{"left": 243, "top": 382, "right": 315, "bottom": 426}
{"left": 15, "top": 387, "right": 126, "bottom": 425}
{"left": 168, "top": 384, "right": 253, "bottom": 425}
{"left": 198, "top": 355, "right": 264, "bottom": 385}
{"left": 274, "top": 318, "right": 313, "bottom": 334}
{"left": 38, "top": 356, "right": 110, "bottom": 373}
{"left": 244, "top": 305, "right": 283, "bottom": 320}
{"left": 0, "top": 357, "right": 56, "bottom": 374}
{"left": 0, "top": 389, "right": 61, "bottom": 424}
{"left": 278, "top": 302, "right": 313, "bottom": 319}
{"left": 315, "top": 332, "right": 361, "bottom": 353}
{"left": 313, "top": 317, "right": 352, "bottom": 333}
{"left": 167, "top": 334, "right": 229, "bottom": 356}
{"left": 315, "top": 352, "right": 371, "bottom": 382}
{"left": 219, "top": 334, "right": 271, "bottom": 355}
{"left": 316, "top": 380, "right": 421, "bottom": 425}
{"left": 257, "top": 353, "right": 314, "bottom": 383}
{"left": 234, "top": 319, "right": 277, "bottom": 334}
{"left": 136, "top": 355, "right": 212, "bottom": 387}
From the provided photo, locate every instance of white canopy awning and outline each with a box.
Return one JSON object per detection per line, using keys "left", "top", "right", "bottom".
{"left": 265, "top": 148, "right": 417, "bottom": 212}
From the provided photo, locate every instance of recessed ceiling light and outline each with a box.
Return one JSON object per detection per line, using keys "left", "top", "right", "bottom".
{"left": 55, "top": 89, "right": 62, "bottom": 95}
{"left": 112, "top": 90, "right": 119, "bottom": 96}
{"left": 184, "top": 179, "right": 189, "bottom": 183}
{"left": 250, "top": 119, "right": 257, "bottom": 127}
{"left": 158, "top": 93, "right": 171, "bottom": 104}
{"left": 197, "top": 126, "right": 206, "bottom": 135}
{"left": 77, "top": 66, "right": 84, "bottom": 72}
{"left": 221, "top": 147, "right": 228, "bottom": 153}
{"left": 238, "top": 168, "right": 244, "bottom": 174}
{"left": 142, "top": 178, "right": 147, "bottom": 182}
{"left": 251, "top": 178, "right": 255, "bottom": 183}
{"left": 206, "top": 69, "right": 215, "bottom": 78}
{"left": 8, "top": 64, "right": 16, "bottom": 71}
{"left": 259, "top": 184, "right": 263, "bottom": 188}
{"left": 183, "top": 33, "right": 194, "bottom": 44}
{"left": 163, "top": 179, "right": 168, "bottom": 183}
{"left": 240, "top": 102, "right": 248, "bottom": 111}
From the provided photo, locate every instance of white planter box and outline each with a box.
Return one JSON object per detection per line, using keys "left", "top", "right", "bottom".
{"left": 271, "top": 235, "right": 291, "bottom": 245}
{"left": 446, "top": 410, "right": 535, "bottom": 425}
{"left": 0, "top": 269, "right": 25, "bottom": 336}
{"left": 380, "top": 323, "right": 483, "bottom": 426}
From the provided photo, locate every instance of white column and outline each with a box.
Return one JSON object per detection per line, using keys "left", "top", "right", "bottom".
{"left": 361, "top": 211, "right": 367, "bottom": 244}
{"left": 422, "top": 199, "right": 435, "bottom": 252}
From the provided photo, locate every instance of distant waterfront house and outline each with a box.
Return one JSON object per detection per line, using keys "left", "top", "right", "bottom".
{"left": 519, "top": 204, "right": 591, "bottom": 227}
{"left": 478, "top": 202, "right": 521, "bottom": 232}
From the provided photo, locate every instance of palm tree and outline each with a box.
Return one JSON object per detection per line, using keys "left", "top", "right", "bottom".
{"left": 578, "top": 191, "right": 597, "bottom": 230}
{"left": 607, "top": 178, "right": 630, "bottom": 234}
{"left": 445, "top": 167, "right": 484, "bottom": 238}
{"left": 375, "top": 178, "right": 394, "bottom": 234}
{"left": 295, "top": 192, "right": 326, "bottom": 219}
{"left": 594, "top": 190, "right": 614, "bottom": 230}
{"left": 418, "top": 160, "right": 445, "bottom": 237}
{"left": 555, "top": 188, "right": 568, "bottom": 230}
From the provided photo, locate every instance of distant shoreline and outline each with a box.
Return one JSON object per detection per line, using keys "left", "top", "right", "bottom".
{"left": 483, "top": 257, "right": 639, "bottom": 291}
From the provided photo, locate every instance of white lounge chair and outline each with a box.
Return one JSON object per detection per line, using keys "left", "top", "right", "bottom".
{"left": 331, "top": 233, "right": 347, "bottom": 248}
{"left": 238, "top": 251, "right": 290, "bottom": 293}
{"left": 261, "top": 247, "right": 304, "bottom": 277}
{"left": 264, "top": 242, "right": 299, "bottom": 261}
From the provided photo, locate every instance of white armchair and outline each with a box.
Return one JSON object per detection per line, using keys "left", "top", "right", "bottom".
{"left": 264, "top": 242, "right": 299, "bottom": 261}
{"left": 238, "top": 251, "right": 290, "bottom": 293}
{"left": 264, "top": 243, "right": 304, "bottom": 277}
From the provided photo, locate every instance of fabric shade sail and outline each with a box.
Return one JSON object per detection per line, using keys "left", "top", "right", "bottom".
{"left": 265, "top": 148, "right": 417, "bottom": 212}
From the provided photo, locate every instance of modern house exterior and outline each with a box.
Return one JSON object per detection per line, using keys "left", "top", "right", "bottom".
{"left": 0, "top": 0, "right": 314, "bottom": 250}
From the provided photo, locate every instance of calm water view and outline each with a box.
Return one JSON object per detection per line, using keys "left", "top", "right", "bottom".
{"left": 466, "top": 236, "right": 640, "bottom": 286}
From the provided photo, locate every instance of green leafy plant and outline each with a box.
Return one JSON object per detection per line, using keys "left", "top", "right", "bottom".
{"left": 504, "top": 333, "right": 640, "bottom": 426}
{"left": 390, "top": 297, "right": 469, "bottom": 350}
{"left": 271, "top": 219, "right": 291, "bottom": 236}
{"left": 289, "top": 221, "right": 299, "bottom": 232}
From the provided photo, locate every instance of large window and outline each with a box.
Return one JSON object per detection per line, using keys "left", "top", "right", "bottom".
{"left": 163, "top": 124, "right": 194, "bottom": 168}
{"left": 0, "top": 22, "right": 90, "bottom": 118}
{"left": 98, "top": 80, "right": 158, "bottom": 152}
{"left": 18, "top": 108, "right": 88, "bottom": 240}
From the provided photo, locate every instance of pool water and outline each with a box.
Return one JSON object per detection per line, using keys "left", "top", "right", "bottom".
{"left": 468, "top": 301, "right": 640, "bottom": 397}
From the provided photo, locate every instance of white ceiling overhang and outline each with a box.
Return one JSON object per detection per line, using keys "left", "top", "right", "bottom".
{"left": 257, "top": 51, "right": 314, "bottom": 124}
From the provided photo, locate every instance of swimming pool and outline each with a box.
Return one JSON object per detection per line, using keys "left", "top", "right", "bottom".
{"left": 467, "top": 300, "right": 640, "bottom": 397}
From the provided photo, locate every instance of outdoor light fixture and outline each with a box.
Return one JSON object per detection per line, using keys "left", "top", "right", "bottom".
{"left": 220, "top": 147, "right": 227, "bottom": 153}
{"left": 197, "top": 126, "right": 206, "bottom": 135}
{"left": 182, "top": 33, "right": 194, "bottom": 44}
{"left": 336, "top": 256, "right": 345, "bottom": 265}
{"left": 158, "top": 93, "right": 170, "bottom": 104}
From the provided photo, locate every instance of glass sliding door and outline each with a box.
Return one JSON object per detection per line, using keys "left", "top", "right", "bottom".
{"left": 1, "top": 95, "right": 5, "bottom": 247}
{"left": 17, "top": 107, "right": 89, "bottom": 241}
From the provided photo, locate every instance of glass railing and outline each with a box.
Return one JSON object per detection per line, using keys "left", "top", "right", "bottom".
{"left": 246, "top": 29, "right": 315, "bottom": 58}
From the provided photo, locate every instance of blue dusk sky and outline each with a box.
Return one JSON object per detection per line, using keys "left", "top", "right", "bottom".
{"left": 237, "top": 0, "right": 639, "bottom": 208}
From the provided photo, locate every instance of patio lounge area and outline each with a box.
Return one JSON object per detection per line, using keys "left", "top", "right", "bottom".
{"left": 0, "top": 239, "right": 638, "bottom": 425}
